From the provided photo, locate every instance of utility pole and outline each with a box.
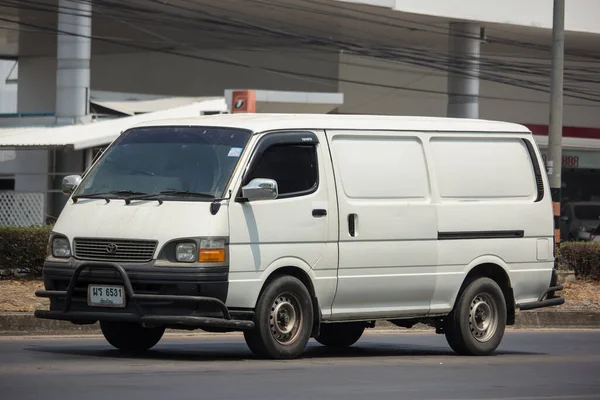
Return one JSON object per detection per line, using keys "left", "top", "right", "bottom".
{"left": 548, "top": 0, "right": 565, "bottom": 246}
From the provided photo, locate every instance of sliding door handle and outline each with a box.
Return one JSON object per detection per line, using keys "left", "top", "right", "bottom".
{"left": 312, "top": 209, "right": 327, "bottom": 217}
{"left": 348, "top": 213, "right": 357, "bottom": 237}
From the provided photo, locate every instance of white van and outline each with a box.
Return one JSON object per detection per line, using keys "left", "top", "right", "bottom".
{"left": 35, "top": 114, "right": 564, "bottom": 359}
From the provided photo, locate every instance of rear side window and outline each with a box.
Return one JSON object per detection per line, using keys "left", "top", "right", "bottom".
{"left": 430, "top": 137, "right": 537, "bottom": 201}
{"left": 245, "top": 144, "right": 318, "bottom": 198}
{"left": 330, "top": 135, "right": 429, "bottom": 199}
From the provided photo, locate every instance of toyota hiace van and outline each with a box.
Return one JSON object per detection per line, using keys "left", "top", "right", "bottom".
{"left": 36, "top": 114, "right": 564, "bottom": 359}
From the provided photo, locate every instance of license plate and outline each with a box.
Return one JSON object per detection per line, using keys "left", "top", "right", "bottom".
{"left": 88, "top": 285, "right": 126, "bottom": 308}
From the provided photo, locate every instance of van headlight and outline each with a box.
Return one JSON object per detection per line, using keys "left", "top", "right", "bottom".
{"left": 175, "top": 243, "right": 197, "bottom": 263}
{"left": 52, "top": 237, "right": 71, "bottom": 258}
{"left": 198, "top": 238, "right": 226, "bottom": 263}
{"left": 172, "top": 238, "right": 227, "bottom": 264}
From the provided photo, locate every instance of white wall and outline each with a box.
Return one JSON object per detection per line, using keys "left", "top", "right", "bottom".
{"left": 336, "top": 54, "right": 447, "bottom": 116}
{"left": 8, "top": 57, "right": 55, "bottom": 197}
{"left": 337, "top": 53, "right": 600, "bottom": 129}
{"left": 0, "top": 60, "right": 19, "bottom": 172}
{"left": 13, "top": 150, "right": 48, "bottom": 192}
{"left": 0, "top": 60, "right": 17, "bottom": 113}
{"left": 17, "top": 57, "right": 56, "bottom": 113}
{"left": 0, "top": 152, "right": 16, "bottom": 175}
{"left": 14, "top": 49, "right": 340, "bottom": 109}
{"left": 90, "top": 48, "right": 340, "bottom": 97}
{"left": 341, "top": 0, "right": 600, "bottom": 34}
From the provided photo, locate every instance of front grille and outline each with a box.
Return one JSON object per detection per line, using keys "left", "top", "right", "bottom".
{"left": 73, "top": 238, "right": 157, "bottom": 262}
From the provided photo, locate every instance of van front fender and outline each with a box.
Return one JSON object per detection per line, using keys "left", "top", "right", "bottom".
{"left": 226, "top": 257, "right": 318, "bottom": 310}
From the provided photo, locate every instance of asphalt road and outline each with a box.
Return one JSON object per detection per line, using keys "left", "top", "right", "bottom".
{"left": 1, "top": 330, "right": 599, "bottom": 400}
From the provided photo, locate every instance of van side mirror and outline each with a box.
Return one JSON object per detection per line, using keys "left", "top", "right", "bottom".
{"left": 241, "top": 178, "right": 278, "bottom": 201}
{"left": 62, "top": 175, "right": 82, "bottom": 195}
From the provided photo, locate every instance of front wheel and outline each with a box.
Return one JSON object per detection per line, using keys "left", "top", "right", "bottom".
{"left": 100, "top": 321, "right": 165, "bottom": 352}
{"left": 444, "top": 277, "right": 507, "bottom": 356}
{"left": 244, "top": 275, "right": 313, "bottom": 359}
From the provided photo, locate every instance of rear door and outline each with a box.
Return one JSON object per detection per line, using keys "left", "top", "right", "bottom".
{"left": 326, "top": 130, "right": 437, "bottom": 319}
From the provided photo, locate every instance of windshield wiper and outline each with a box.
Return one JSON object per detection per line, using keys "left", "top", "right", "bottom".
{"left": 72, "top": 190, "right": 147, "bottom": 204}
{"left": 124, "top": 190, "right": 216, "bottom": 205}
{"left": 157, "top": 190, "right": 216, "bottom": 199}
{"left": 125, "top": 190, "right": 230, "bottom": 215}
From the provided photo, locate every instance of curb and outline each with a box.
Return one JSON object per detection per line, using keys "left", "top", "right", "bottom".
{"left": 1, "top": 310, "right": 599, "bottom": 336}
{"left": 373, "top": 310, "right": 600, "bottom": 331}
{"left": 0, "top": 313, "right": 101, "bottom": 336}
{"left": 512, "top": 310, "right": 600, "bottom": 329}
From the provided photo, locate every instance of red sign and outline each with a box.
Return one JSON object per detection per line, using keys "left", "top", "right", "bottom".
{"left": 231, "top": 90, "right": 256, "bottom": 113}
{"left": 525, "top": 124, "right": 600, "bottom": 139}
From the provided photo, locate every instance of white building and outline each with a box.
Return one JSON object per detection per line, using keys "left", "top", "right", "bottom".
{"left": 0, "top": 0, "right": 599, "bottom": 223}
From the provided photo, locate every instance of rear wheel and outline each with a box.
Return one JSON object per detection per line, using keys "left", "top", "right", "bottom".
{"left": 244, "top": 275, "right": 313, "bottom": 359}
{"left": 100, "top": 321, "right": 165, "bottom": 352}
{"left": 444, "top": 277, "right": 506, "bottom": 356}
{"left": 315, "top": 322, "right": 365, "bottom": 348}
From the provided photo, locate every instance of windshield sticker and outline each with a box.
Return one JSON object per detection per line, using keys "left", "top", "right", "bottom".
{"left": 228, "top": 147, "right": 242, "bottom": 157}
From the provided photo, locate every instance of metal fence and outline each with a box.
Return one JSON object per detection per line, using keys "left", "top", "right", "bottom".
{"left": 0, "top": 191, "right": 45, "bottom": 227}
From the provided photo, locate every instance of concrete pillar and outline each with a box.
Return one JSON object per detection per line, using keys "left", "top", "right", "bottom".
{"left": 84, "top": 148, "right": 94, "bottom": 170}
{"left": 446, "top": 22, "right": 481, "bottom": 119}
{"left": 45, "top": 0, "right": 92, "bottom": 218}
{"left": 56, "top": 0, "right": 92, "bottom": 124}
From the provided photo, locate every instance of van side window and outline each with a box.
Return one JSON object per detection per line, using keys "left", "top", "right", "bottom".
{"left": 430, "top": 137, "right": 537, "bottom": 201}
{"left": 246, "top": 144, "right": 318, "bottom": 198}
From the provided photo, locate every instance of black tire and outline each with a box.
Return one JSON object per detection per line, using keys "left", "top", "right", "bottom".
{"left": 244, "top": 275, "right": 313, "bottom": 359}
{"left": 444, "top": 277, "right": 507, "bottom": 356}
{"left": 100, "top": 321, "right": 165, "bottom": 352}
{"left": 315, "top": 322, "right": 365, "bottom": 348}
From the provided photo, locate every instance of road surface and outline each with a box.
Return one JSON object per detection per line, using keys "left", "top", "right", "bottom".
{"left": 1, "top": 330, "right": 599, "bottom": 400}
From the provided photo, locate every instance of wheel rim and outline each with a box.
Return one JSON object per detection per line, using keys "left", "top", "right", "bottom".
{"left": 269, "top": 292, "right": 303, "bottom": 345}
{"left": 468, "top": 293, "right": 498, "bottom": 342}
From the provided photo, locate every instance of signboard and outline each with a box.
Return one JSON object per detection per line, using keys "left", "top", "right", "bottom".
{"left": 541, "top": 153, "right": 580, "bottom": 168}
{"left": 230, "top": 90, "right": 256, "bottom": 113}
{"left": 539, "top": 149, "right": 600, "bottom": 170}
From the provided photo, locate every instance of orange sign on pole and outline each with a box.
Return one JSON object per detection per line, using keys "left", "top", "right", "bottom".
{"left": 231, "top": 90, "right": 256, "bottom": 113}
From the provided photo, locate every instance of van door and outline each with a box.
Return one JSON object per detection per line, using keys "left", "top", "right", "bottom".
{"left": 227, "top": 130, "right": 339, "bottom": 317}
{"left": 327, "top": 130, "right": 437, "bottom": 319}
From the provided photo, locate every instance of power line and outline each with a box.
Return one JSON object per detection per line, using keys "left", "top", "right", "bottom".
{"left": 298, "top": 0, "right": 600, "bottom": 61}
{"left": 129, "top": 0, "right": 600, "bottom": 101}
{"left": 11, "top": 0, "right": 600, "bottom": 85}
{"left": 3, "top": 0, "right": 600, "bottom": 104}
{"left": 159, "top": 0, "right": 600, "bottom": 97}
{"left": 2, "top": 14, "right": 597, "bottom": 107}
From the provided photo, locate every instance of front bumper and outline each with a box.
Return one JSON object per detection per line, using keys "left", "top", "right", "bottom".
{"left": 516, "top": 269, "right": 565, "bottom": 311}
{"left": 34, "top": 261, "right": 254, "bottom": 331}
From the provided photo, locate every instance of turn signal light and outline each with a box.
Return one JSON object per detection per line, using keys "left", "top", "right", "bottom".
{"left": 198, "top": 248, "right": 226, "bottom": 263}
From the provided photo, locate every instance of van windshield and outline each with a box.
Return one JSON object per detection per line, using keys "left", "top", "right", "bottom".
{"left": 74, "top": 126, "right": 251, "bottom": 201}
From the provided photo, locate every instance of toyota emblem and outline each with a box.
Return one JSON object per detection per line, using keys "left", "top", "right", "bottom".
{"left": 106, "top": 243, "right": 118, "bottom": 254}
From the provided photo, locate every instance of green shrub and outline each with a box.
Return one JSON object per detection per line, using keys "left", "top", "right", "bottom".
{"left": 0, "top": 225, "right": 53, "bottom": 278}
{"left": 557, "top": 242, "right": 600, "bottom": 280}
{"left": 2, "top": 225, "right": 599, "bottom": 281}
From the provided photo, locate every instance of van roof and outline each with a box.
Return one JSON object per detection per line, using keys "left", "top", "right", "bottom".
{"left": 131, "top": 113, "right": 531, "bottom": 134}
